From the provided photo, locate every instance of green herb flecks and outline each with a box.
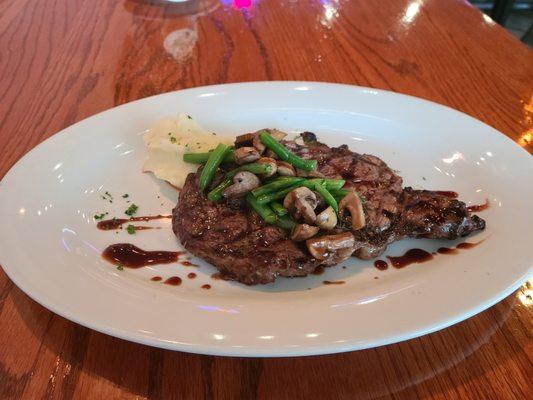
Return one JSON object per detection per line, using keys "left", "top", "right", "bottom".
{"left": 122, "top": 194, "right": 129, "bottom": 198}
{"left": 126, "top": 224, "right": 136, "bottom": 234}
{"left": 116, "top": 263, "right": 124, "bottom": 271}
{"left": 93, "top": 212, "right": 108, "bottom": 220}
{"left": 125, "top": 204, "right": 138, "bottom": 216}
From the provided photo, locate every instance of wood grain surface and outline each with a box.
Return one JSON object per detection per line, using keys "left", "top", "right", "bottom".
{"left": 1, "top": 0, "right": 532, "bottom": 398}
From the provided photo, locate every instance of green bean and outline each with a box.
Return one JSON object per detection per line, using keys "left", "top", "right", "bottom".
{"left": 199, "top": 144, "right": 231, "bottom": 191}
{"left": 207, "top": 163, "right": 273, "bottom": 202}
{"left": 255, "top": 183, "right": 303, "bottom": 205}
{"left": 271, "top": 201, "right": 288, "bottom": 216}
{"left": 183, "top": 150, "right": 235, "bottom": 164}
{"left": 207, "top": 177, "right": 233, "bottom": 202}
{"left": 246, "top": 194, "right": 277, "bottom": 224}
{"left": 259, "top": 130, "right": 317, "bottom": 171}
{"left": 302, "top": 178, "right": 345, "bottom": 191}
{"left": 251, "top": 177, "right": 304, "bottom": 197}
{"left": 274, "top": 215, "right": 296, "bottom": 230}
{"left": 329, "top": 188, "right": 349, "bottom": 199}
{"left": 314, "top": 182, "right": 338, "bottom": 212}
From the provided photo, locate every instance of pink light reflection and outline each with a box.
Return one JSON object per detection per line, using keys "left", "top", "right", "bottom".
{"left": 234, "top": 0, "right": 252, "bottom": 9}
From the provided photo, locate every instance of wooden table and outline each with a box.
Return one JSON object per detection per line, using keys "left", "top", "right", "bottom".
{"left": 1, "top": 0, "right": 531, "bottom": 398}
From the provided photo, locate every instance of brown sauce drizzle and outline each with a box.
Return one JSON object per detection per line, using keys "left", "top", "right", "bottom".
{"left": 97, "top": 215, "right": 171, "bottom": 230}
{"left": 187, "top": 272, "right": 197, "bottom": 279}
{"left": 151, "top": 276, "right": 162, "bottom": 281}
{"left": 102, "top": 243, "right": 182, "bottom": 268}
{"left": 437, "top": 247, "right": 459, "bottom": 255}
{"left": 211, "top": 273, "right": 222, "bottom": 280}
{"left": 456, "top": 241, "right": 480, "bottom": 249}
{"left": 164, "top": 276, "right": 182, "bottom": 286}
{"left": 374, "top": 260, "right": 388, "bottom": 270}
{"left": 201, "top": 284, "right": 211, "bottom": 290}
{"left": 181, "top": 260, "right": 198, "bottom": 267}
{"left": 323, "top": 280, "right": 345, "bottom": 285}
{"left": 467, "top": 200, "right": 490, "bottom": 213}
{"left": 387, "top": 249, "right": 434, "bottom": 268}
{"left": 434, "top": 191, "right": 458, "bottom": 198}
{"left": 387, "top": 240, "right": 483, "bottom": 269}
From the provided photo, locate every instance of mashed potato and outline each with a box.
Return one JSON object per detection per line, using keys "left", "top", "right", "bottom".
{"left": 143, "top": 114, "right": 231, "bottom": 188}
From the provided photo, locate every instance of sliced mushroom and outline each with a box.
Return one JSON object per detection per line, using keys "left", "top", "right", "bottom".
{"left": 295, "top": 198, "right": 317, "bottom": 224}
{"left": 283, "top": 187, "right": 318, "bottom": 209}
{"left": 265, "top": 149, "right": 279, "bottom": 160}
{"left": 339, "top": 191, "right": 365, "bottom": 230}
{"left": 252, "top": 133, "right": 266, "bottom": 154}
{"left": 277, "top": 161, "right": 296, "bottom": 176}
{"left": 284, "top": 187, "right": 318, "bottom": 224}
{"left": 306, "top": 232, "right": 356, "bottom": 263}
{"left": 291, "top": 224, "right": 320, "bottom": 241}
{"left": 313, "top": 191, "right": 325, "bottom": 209}
{"left": 316, "top": 207, "right": 337, "bottom": 230}
{"left": 234, "top": 133, "right": 254, "bottom": 148}
{"left": 223, "top": 171, "right": 260, "bottom": 198}
{"left": 234, "top": 147, "right": 260, "bottom": 165}
{"left": 269, "top": 129, "right": 288, "bottom": 141}
{"left": 257, "top": 157, "right": 277, "bottom": 177}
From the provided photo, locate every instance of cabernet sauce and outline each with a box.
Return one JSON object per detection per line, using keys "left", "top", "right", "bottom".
{"left": 386, "top": 240, "right": 483, "bottom": 268}
{"left": 181, "top": 260, "right": 198, "bottom": 267}
{"left": 434, "top": 191, "right": 458, "bottom": 198}
{"left": 437, "top": 247, "right": 458, "bottom": 255}
{"left": 201, "top": 284, "right": 211, "bottom": 290}
{"left": 102, "top": 243, "right": 182, "bottom": 268}
{"left": 374, "top": 260, "right": 388, "bottom": 270}
{"left": 467, "top": 200, "right": 490, "bottom": 212}
{"left": 211, "top": 273, "right": 222, "bottom": 280}
{"left": 456, "top": 241, "right": 480, "bottom": 249}
{"left": 323, "top": 280, "right": 345, "bottom": 285}
{"left": 151, "top": 276, "right": 162, "bottom": 281}
{"left": 387, "top": 249, "right": 434, "bottom": 268}
{"left": 164, "top": 276, "right": 182, "bottom": 286}
{"left": 97, "top": 215, "right": 171, "bottom": 230}
{"left": 187, "top": 272, "right": 197, "bottom": 279}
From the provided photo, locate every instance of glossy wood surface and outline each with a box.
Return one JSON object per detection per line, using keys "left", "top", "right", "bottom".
{"left": 0, "top": 0, "right": 532, "bottom": 398}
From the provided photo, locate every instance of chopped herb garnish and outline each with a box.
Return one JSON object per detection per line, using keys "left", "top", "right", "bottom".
{"left": 93, "top": 212, "right": 108, "bottom": 220}
{"left": 168, "top": 132, "right": 172, "bottom": 136}
{"left": 170, "top": 137, "right": 177, "bottom": 143}
{"left": 125, "top": 203, "right": 138, "bottom": 216}
{"left": 126, "top": 224, "right": 136, "bottom": 234}
{"left": 116, "top": 263, "right": 124, "bottom": 271}
{"left": 122, "top": 194, "right": 129, "bottom": 198}
{"left": 212, "top": 132, "right": 216, "bottom": 135}
{"left": 187, "top": 115, "right": 192, "bottom": 119}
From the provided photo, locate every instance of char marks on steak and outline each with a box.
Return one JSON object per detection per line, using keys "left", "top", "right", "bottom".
{"left": 172, "top": 133, "right": 485, "bottom": 284}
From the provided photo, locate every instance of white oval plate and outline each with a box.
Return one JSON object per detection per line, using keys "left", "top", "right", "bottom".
{"left": 0, "top": 82, "right": 531, "bottom": 357}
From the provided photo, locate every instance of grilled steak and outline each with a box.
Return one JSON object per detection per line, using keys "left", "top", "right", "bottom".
{"left": 172, "top": 133, "right": 485, "bottom": 285}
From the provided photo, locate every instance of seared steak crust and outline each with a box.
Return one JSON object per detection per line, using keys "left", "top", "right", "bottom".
{"left": 172, "top": 135, "right": 485, "bottom": 284}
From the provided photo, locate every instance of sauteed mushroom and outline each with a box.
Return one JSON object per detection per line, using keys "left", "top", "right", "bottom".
{"left": 316, "top": 207, "right": 337, "bottom": 230}
{"left": 277, "top": 161, "right": 296, "bottom": 176}
{"left": 291, "top": 224, "right": 320, "bottom": 241}
{"left": 306, "top": 232, "right": 356, "bottom": 263}
{"left": 223, "top": 171, "right": 260, "bottom": 198}
{"left": 234, "top": 147, "right": 260, "bottom": 164}
{"left": 284, "top": 187, "right": 318, "bottom": 224}
{"left": 339, "top": 191, "right": 365, "bottom": 230}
